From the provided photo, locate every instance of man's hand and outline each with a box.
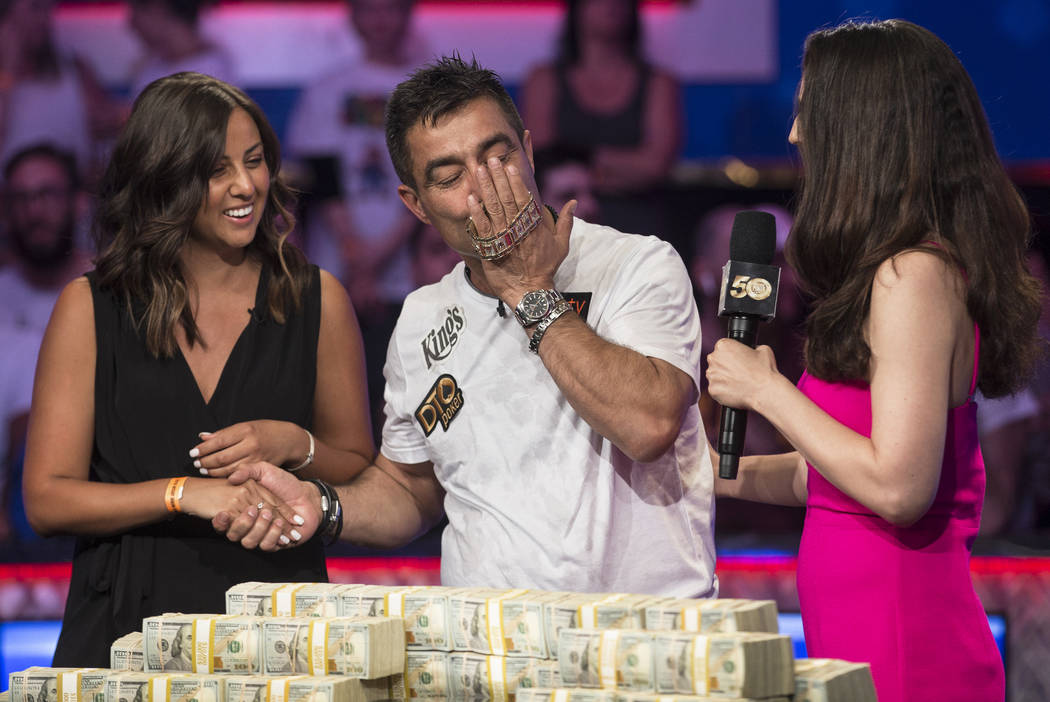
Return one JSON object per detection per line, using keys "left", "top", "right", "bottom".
{"left": 468, "top": 157, "right": 575, "bottom": 305}
{"left": 213, "top": 462, "right": 323, "bottom": 551}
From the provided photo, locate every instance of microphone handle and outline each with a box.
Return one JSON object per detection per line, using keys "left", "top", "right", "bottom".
{"left": 717, "top": 315, "right": 760, "bottom": 479}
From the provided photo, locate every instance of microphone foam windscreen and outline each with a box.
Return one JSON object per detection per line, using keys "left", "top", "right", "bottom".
{"left": 729, "top": 210, "right": 777, "bottom": 265}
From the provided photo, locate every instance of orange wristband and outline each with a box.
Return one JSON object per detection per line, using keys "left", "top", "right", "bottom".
{"left": 165, "top": 477, "right": 188, "bottom": 513}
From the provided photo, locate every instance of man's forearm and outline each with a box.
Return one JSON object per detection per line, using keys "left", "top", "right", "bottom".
{"left": 533, "top": 314, "right": 696, "bottom": 462}
{"left": 335, "top": 460, "right": 445, "bottom": 549}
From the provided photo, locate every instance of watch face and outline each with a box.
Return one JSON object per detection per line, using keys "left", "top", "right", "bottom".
{"left": 521, "top": 291, "right": 552, "bottom": 322}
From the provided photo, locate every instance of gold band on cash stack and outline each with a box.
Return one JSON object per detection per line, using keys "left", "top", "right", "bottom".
{"left": 469, "top": 194, "right": 542, "bottom": 260}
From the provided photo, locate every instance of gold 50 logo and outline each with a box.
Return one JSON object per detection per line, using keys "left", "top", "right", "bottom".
{"left": 415, "top": 374, "right": 464, "bottom": 436}
{"left": 728, "top": 274, "right": 773, "bottom": 301}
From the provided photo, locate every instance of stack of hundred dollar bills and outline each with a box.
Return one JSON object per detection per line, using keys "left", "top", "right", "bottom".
{"left": 5, "top": 581, "right": 874, "bottom": 702}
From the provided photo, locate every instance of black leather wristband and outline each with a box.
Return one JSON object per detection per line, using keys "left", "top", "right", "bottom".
{"left": 306, "top": 478, "right": 343, "bottom": 546}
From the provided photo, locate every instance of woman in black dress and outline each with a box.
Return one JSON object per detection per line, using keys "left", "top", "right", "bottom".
{"left": 23, "top": 72, "right": 375, "bottom": 666}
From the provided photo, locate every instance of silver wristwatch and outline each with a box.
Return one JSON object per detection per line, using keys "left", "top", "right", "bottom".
{"left": 514, "top": 289, "right": 563, "bottom": 327}
{"left": 529, "top": 300, "right": 574, "bottom": 353}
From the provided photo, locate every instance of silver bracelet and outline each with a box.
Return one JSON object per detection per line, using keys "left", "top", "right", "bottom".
{"left": 529, "top": 301, "right": 574, "bottom": 354}
{"left": 287, "top": 429, "right": 315, "bottom": 472}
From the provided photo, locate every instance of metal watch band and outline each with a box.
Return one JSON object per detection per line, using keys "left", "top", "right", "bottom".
{"left": 529, "top": 300, "right": 574, "bottom": 353}
{"left": 514, "top": 289, "right": 563, "bottom": 328}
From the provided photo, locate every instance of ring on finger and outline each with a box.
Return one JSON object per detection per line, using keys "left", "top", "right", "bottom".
{"left": 256, "top": 502, "right": 265, "bottom": 510}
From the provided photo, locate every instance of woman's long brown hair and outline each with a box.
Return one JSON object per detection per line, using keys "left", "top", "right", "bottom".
{"left": 92, "top": 72, "right": 310, "bottom": 358}
{"left": 788, "top": 20, "right": 1042, "bottom": 398}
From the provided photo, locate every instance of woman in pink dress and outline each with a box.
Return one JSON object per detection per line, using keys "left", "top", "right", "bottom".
{"left": 705, "top": 19, "right": 1042, "bottom": 702}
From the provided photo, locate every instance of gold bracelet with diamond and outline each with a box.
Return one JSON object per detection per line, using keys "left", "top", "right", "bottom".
{"left": 467, "top": 194, "right": 542, "bottom": 261}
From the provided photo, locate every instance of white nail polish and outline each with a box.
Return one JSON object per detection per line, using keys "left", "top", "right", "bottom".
{"left": 199, "top": 432, "right": 212, "bottom": 438}
{"left": 293, "top": 515, "right": 305, "bottom": 525}
{"left": 291, "top": 529, "right": 302, "bottom": 541}
{"left": 199, "top": 468, "right": 208, "bottom": 475}
{"left": 279, "top": 535, "right": 290, "bottom": 545}
{"left": 193, "top": 459, "right": 201, "bottom": 469}
{"left": 189, "top": 448, "right": 199, "bottom": 458}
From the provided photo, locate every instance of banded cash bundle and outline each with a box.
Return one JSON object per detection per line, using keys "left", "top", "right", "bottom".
{"left": 448, "top": 653, "right": 561, "bottom": 702}
{"left": 8, "top": 667, "right": 108, "bottom": 702}
{"left": 559, "top": 629, "right": 794, "bottom": 699}
{"left": 793, "top": 658, "right": 877, "bottom": 702}
{"left": 400, "top": 652, "right": 559, "bottom": 701}
{"left": 341, "top": 586, "right": 454, "bottom": 651}
{"left": 224, "top": 675, "right": 404, "bottom": 702}
{"left": 449, "top": 589, "right": 565, "bottom": 658}
{"left": 261, "top": 616, "right": 404, "bottom": 678}
{"left": 642, "top": 600, "right": 778, "bottom": 635}
{"left": 112, "top": 632, "right": 144, "bottom": 672}
{"left": 544, "top": 594, "right": 661, "bottom": 659}
{"left": 403, "top": 651, "right": 451, "bottom": 700}
{"left": 107, "top": 672, "right": 227, "bottom": 702}
{"left": 143, "top": 614, "right": 261, "bottom": 674}
{"left": 227, "top": 583, "right": 361, "bottom": 618}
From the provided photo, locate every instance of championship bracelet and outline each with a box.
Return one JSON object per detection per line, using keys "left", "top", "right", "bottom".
{"left": 529, "top": 300, "right": 575, "bottom": 354}
{"left": 467, "top": 194, "right": 543, "bottom": 261}
{"left": 307, "top": 478, "right": 343, "bottom": 546}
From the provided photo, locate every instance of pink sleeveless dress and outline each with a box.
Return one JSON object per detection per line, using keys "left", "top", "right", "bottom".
{"left": 796, "top": 325, "right": 1005, "bottom": 702}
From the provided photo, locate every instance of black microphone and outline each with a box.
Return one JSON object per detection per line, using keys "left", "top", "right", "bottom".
{"left": 716, "top": 210, "right": 781, "bottom": 479}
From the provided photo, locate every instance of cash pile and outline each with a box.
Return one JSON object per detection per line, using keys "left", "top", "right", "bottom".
{"left": 111, "top": 632, "right": 144, "bottom": 672}
{"left": 557, "top": 629, "right": 795, "bottom": 699}
{"left": 793, "top": 658, "right": 877, "bottom": 702}
{"left": 515, "top": 690, "right": 790, "bottom": 702}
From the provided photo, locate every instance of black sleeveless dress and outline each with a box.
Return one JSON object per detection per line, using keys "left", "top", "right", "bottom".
{"left": 52, "top": 264, "right": 328, "bottom": 667}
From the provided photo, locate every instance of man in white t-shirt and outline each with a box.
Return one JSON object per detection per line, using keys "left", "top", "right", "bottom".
{"left": 220, "top": 57, "right": 716, "bottom": 598}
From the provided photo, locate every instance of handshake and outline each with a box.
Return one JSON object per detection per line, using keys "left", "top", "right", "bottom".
{"left": 202, "top": 463, "right": 330, "bottom": 551}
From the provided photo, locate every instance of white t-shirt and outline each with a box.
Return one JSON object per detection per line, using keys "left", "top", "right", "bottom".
{"left": 0, "top": 269, "right": 62, "bottom": 332}
{"left": 286, "top": 58, "right": 420, "bottom": 301}
{"left": 381, "top": 218, "right": 717, "bottom": 597}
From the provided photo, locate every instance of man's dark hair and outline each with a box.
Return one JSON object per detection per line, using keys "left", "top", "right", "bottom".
{"left": 385, "top": 55, "right": 525, "bottom": 188}
{"left": 3, "top": 143, "right": 79, "bottom": 192}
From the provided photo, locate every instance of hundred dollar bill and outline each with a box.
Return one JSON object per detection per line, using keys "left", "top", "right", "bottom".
{"left": 384, "top": 587, "right": 453, "bottom": 651}
{"left": 643, "top": 599, "right": 778, "bottom": 634}
{"left": 449, "top": 589, "right": 531, "bottom": 655}
{"left": 8, "top": 667, "right": 107, "bottom": 702}
{"left": 557, "top": 630, "right": 655, "bottom": 692}
{"left": 262, "top": 617, "right": 404, "bottom": 678}
{"left": 147, "top": 675, "right": 224, "bottom": 702}
{"left": 793, "top": 658, "right": 877, "bottom": 702}
{"left": 447, "top": 654, "right": 560, "bottom": 702}
{"left": 339, "top": 585, "right": 393, "bottom": 619}
{"left": 104, "top": 672, "right": 154, "bottom": 702}
{"left": 491, "top": 591, "right": 566, "bottom": 659}
{"left": 650, "top": 631, "right": 794, "bottom": 699}
{"left": 403, "top": 651, "right": 451, "bottom": 699}
{"left": 514, "top": 690, "right": 616, "bottom": 702}
{"left": 226, "top": 583, "right": 286, "bottom": 616}
{"left": 266, "top": 675, "right": 398, "bottom": 702}
{"left": 543, "top": 595, "right": 658, "bottom": 659}
{"left": 274, "top": 584, "right": 360, "bottom": 618}
{"left": 144, "top": 614, "right": 262, "bottom": 674}
{"left": 112, "top": 632, "right": 144, "bottom": 672}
